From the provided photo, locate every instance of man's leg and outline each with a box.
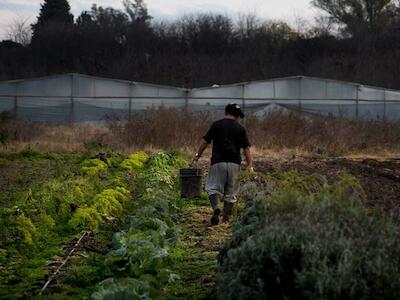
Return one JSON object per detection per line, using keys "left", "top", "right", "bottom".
{"left": 209, "top": 193, "right": 222, "bottom": 225}
{"left": 222, "top": 163, "right": 241, "bottom": 222}
{"left": 205, "top": 163, "right": 227, "bottom": 225}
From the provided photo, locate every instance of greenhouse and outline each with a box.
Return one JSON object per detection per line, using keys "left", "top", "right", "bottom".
{"left": 0, "top": 73, "right": 399, "bottom": 123}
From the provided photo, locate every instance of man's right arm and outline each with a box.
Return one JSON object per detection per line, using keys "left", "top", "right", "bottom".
{"left": 191, "top": 123, "right": 214, "bottom": 166}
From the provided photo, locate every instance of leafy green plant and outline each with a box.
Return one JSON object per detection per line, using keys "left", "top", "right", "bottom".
{"left": 68, "top": 207, "right": 103, "bottom": 230}
{"left": 69, "top": 187, "right": 130, "bottom": 230}
{"left": 81, "top": 158, "right": 108, "bottom": 175}
{"left": 0, "top": 151, "right": 138, "bottom": 298}
{"left": 19, "top": 147, "right": 43, "bottom": 159}
{"left": 16, "top": 214, "right": 38, "bottom": 246}
{"left": 92, "top": 278, "right": 151, "bottom": 300}
{"left": 0, "top": 150, "right": 185, "bottom": 298}
{"left": 314, "top": 144, "right": 329, "bottom": 157}
{"left": 120, "top": 151, "right": 149, "bottom": 171}
{"left": 92, "top": 152, "right": 183, "bottom": 299}
{"left": 218, "top": 173, "right": 400, "bottom": 300}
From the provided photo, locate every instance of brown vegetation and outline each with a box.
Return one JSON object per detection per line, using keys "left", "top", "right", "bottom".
{"left": 1, "top": 108, "right": 400, "bottom": 156}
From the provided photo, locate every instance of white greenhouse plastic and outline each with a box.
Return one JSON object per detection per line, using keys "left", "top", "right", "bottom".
{"left": 0, "top": 73, "right": 399, "bottom": 123}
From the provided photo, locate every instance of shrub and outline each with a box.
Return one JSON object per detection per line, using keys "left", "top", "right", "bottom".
{"left": 81, "top": 159, "right": 108, "bottom": 175}
{"left": 0, "top": 111, "right": 13, "bottom": 145}
{"left": 16, "top": 214, "right": 38, "bottom": 246}
{"left": 68, "top": 207, "right": 103, "bottom": 230}
{"left": 93, "top": 187, "right": 130, "bottom": 216}
{"left": 68, "top": 187, "right": 130, "bottom": 230}
{"left": 218, "top": 173, "right": 400, "bottom": 300}
{"left": 120, "top": 151, "right": 149, "bottom": 171}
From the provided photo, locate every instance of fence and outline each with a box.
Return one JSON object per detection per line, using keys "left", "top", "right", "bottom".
{"left": 0, "top": 73, "right": 399, "bottom": 123}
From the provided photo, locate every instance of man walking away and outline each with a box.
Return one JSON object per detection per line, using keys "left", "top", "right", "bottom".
{"left": 191, "top": 103, "right": 253, "bottom": 225}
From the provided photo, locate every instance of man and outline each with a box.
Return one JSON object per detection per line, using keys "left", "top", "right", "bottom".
{"left": 191, "top": 103, "right": 253, "bottom": 225}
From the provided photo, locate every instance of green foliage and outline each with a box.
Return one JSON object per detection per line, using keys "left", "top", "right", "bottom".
{"left": 120, "top": 151, "right": 149, "bottom": 171}
{"left": 68, "top": 207, "right": 103, "bottom": 230}
{"left": 16, "top": 214, "right": 38, "bottom": 245}
{"left": 94, "top": 188, "right": 130, "bottom": 216}
{"left": 37, "top": 177, "right": 93, "bottom": 222}
{"left": 0, "top": 111, "right": 13, "bottom": 145}
{"left": 218, "top": 172, "right": 400, "bottom": 300}
{"left": 0, "top": 150, "right": 185, "bottom": 298}
{"left": 92, "top": 278, "right": 151, "bottom": 300}
{"left": 92, "top": 152, "right": 183, "bottom": 299}
{"left": 314, "top": 144, "right": 329, "bottom": 157}
{"left": 69, "top": 187, "right": 130, "bottom": 230}
{"left": 81, "top": 158, "right": 108, "bottom": 175}
{"left": 36, "top": 213, "right": 56, "bottom": 233}
{"left": 84, "top": 140, "right": 104, "bottom": 152}
{"left": 19, "top": 147, "right": 43, "bottom": 159}
{"left": 0, "top": 151, "right": 138, "bottom": 299}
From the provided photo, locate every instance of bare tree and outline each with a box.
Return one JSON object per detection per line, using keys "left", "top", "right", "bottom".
{"left": 236, "top": 13, "right": 262, "bottom": 39}
{"left": 6, "top": 17, "right": 32, "bottom": 45}
{"left": 123, "top": 0, "right": 152, "bottom": 24}
{"left": 312, "top": 0, "right": 397, "bottom": 34}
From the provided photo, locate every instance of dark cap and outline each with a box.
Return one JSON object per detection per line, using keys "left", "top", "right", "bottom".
{"left": 225, "top": 103, "right": 245, "bottom": 118}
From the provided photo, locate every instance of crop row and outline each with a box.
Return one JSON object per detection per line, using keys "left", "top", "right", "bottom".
{"left": 218, "top": 171, "right": 400, "bottom": 300}
{"left": 0, "top": 149, "right": 174, "bottom": 298}
{"left": 92, "top": 152, "right": 187, "bottom": 299}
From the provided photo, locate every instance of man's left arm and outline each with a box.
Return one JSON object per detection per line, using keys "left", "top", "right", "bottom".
{"left": 244, "top": 147, "right": 253, "bottom": 172}
{"left": 242, "top": 128, "right": 253, "bottom": 171}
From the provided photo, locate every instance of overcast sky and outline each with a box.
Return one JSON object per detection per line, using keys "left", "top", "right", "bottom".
{"left": 0, "top": 0, "right": 319, "bottom": 40}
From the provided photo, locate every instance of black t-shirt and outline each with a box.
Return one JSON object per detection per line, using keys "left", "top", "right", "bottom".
{"left": 203, "top": 118, "right": 251, "bottom": 165}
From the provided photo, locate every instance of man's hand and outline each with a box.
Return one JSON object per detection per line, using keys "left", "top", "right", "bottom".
{"left": 191, "top": 141, "right": 209, "bottom": 167}
{"left": 190, "top": 155, "right": 199, "bottom": 167}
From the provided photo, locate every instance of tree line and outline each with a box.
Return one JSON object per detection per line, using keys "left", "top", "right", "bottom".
{"left": 1, "top": 0, "right": 400, "bottom": 89}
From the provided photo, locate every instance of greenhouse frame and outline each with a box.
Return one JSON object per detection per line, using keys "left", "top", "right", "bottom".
{"left": 0, "top": 73, "right": 399, "bottom": 123}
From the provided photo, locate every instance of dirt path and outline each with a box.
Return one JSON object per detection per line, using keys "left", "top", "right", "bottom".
{"left": 165, "top": 205, "right": 231, "bottom": 300}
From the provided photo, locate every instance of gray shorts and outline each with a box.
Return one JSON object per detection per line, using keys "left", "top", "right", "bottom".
{"left": 205, "top": 162, "right": 241, "bottom": 203}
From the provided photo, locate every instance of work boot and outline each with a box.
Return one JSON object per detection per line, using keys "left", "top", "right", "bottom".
{"left": 210, "top": 194, "right": 221, "bottom": 226}
{"left": 223, "top": 201, "right": 234, "bottom": 223}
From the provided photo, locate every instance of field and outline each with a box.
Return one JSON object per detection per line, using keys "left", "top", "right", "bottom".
{"left": 1, "top": 110, "right": 400, "bottom": 299}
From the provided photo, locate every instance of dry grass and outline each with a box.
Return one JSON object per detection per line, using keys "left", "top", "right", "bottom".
{"left": 1, "top": 108, "right": 400, "bottom": 156}
{"left": 244, "top": 112, "right": 400, "bottom": 155}
{"left": 0, "top": 124, "right": 109, "bottom": 153}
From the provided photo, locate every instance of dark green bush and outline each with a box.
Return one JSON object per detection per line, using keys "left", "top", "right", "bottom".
{"left": 218, "top": 173, "right": 400, "bottom": 300}
{"left": 0, "top": 111, "right": 13, "bottom": 145}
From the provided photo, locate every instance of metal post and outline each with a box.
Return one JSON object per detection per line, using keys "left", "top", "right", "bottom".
{"left": 129, "top": 82, "right": 133, "bottom": 121}
{"left": 383, "top": 90, "right": 387, "bottom": 120}
{"left": 298, "top": 77, "right": 302, "bottom": 112}
{"left": 325, "top": 79, "right": 328, "bottom": 98}
{"left": 70, "top": 74, "right": 74, "bottom": 125}
{"left": 356, "top": 85, "right": 359, "bottom": 119}
{"left": 184, "top": 89, "right": 189, "bottom": 111}
{"left": 241, "top": 84, "right": 245, "bottom": 112}
{"left": 273, "top": 80, "right": 276, "bottom": 98}
{"left": 13, "top": 82, "right": 18, "bottom": 121}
